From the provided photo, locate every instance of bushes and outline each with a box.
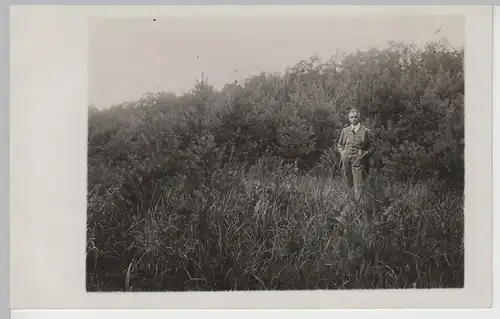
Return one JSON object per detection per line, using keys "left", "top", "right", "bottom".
{"left": 87, "top": 40, "right": 464, "bottom": 291}
{"left": 89, "top": 40, "right": 464, "bottom": 184}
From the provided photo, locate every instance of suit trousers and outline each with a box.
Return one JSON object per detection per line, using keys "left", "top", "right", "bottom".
{"left": 340, "top": 151, "right": 366, "bottom": 199}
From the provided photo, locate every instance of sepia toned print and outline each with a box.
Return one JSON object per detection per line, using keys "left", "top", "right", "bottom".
{"left": 87, "top": 14, "right": 464, "bottom": 292}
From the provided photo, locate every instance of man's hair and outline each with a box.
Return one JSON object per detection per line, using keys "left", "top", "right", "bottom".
{"left": 349, "top": 108, "right": 360, "bottom": 116}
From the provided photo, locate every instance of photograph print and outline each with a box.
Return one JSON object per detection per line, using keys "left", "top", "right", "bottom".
{"left": 86, "top": 10, "right": 465, "bottom": 292}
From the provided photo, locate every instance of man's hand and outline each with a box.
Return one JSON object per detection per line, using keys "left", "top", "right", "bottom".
{"left": 353, "top": 154, "right": 364, "bottom": 166}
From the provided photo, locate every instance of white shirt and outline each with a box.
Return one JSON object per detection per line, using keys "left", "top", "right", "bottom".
{"left": 350, "top": 123, "right": 360, "bottom": 133}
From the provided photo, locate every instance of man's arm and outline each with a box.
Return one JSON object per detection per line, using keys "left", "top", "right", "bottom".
{"left": 361, "top": 129, "right": 376, "bottom": 158}
{"left": 337, "top": 128, "right": 345, "bottom": 153}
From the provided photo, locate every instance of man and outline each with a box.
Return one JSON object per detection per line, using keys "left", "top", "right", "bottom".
{"left": 337, "top": 108, "right": 376, "bottom": 200}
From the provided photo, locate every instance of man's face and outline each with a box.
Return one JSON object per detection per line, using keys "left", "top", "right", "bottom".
{"left": 349, "top": 112, "right": 360, "bottom": 125}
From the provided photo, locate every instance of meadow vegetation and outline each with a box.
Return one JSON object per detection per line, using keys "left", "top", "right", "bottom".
{"left": 87, "top": 40, "right": 464, "bottom": 291}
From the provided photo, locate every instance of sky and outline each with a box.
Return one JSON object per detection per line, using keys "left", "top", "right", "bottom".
{"left": 89, "top": 13, "right": 464, "bottom": 109}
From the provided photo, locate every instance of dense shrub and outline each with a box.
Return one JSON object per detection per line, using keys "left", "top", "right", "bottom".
{"left": 87, "top": 40, "right": 464, "bottom": 291}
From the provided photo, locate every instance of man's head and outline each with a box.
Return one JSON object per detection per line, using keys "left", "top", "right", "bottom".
{"left": 348, "top": 108, "right": 361, "bottom": 125}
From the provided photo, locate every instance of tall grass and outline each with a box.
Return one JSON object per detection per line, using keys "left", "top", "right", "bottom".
{"left": 86, "top": 156, "right": 464, "bottom": 291}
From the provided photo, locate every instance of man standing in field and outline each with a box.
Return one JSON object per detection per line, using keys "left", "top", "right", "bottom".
{"left": 337, "top": 108, "right": 376, "bottom": 200}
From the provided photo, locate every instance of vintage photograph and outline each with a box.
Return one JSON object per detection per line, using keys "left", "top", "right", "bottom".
{"left": 86, "top": 12, "right": 465, "bottom": 292}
